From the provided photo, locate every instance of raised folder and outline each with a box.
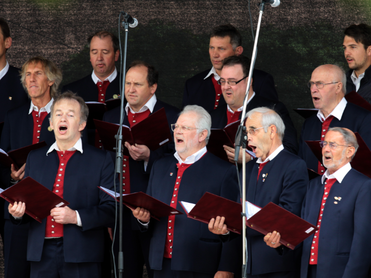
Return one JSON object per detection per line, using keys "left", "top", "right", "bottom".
{"left": 0, "top": 141, "right": 47, "bottom": 169}
{"left": 85, "top": 98, "right": 121, "bottom": 129}
{"left": 181, "top": 192, "right": 317, "bottom": 250}
{"left": 0, "top": 177, "right": 69, "bottom": 223}
{"left": 100, "top": 187, "right": 182, "bottom": 220}
{"left": 94, "top": 107, "right": 172, "bottom": 154}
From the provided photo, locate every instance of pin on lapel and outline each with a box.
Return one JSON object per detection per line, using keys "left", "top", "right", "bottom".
{"left": 334, "top": 196, "right": 342, "bottom": 201}
{"left": 170, "top": 172, "right": 173, "bottom": 176}
{"left": 262, "top": 173, "right": 268, "bottom": 182}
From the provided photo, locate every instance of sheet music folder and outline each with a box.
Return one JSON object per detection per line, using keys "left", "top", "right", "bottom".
{"left": 181, "top": 192, "right": 317, "bottom": 249}
{"left": 100, "top": 187, "right": 182, "bottom": 220}
{"left": 0, "top": 141, "right": 47, "bottom": 169}
{"left": 94, "top": 107, "right": 172, "bottom": 154}
{"left": 0, "top": 177, "right": 69, "bottom": 223}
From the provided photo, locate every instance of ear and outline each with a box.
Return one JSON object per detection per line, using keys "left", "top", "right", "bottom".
{"left": 198, "top": 129, "right": 208, "bottom": 143}
{"left": 235, "top": 46, "right": 243, "bottom": 56}
{"left": 114, "top": 50, "right": 120, "bottom": 62}
{"left": 346, "top": 146, "right": 355, "bottom": 159}
{"left": 269, "top": 125, "right": 276, "bottom": 139}
{"left": 79, "top": 121, "right": 87, "bottom": 132}
{"left": 150, "top": 83, "right": 157, "bottom": 95}
{"left": 49, "top": 117, "right": 54, "bottom": 130}
{"left": 4, "top": 37, "right": 12, "bottom": 50}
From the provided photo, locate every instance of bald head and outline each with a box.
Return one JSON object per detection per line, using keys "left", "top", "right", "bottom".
{"left": 309, "top": 64, "right": 346, "bottom": 118}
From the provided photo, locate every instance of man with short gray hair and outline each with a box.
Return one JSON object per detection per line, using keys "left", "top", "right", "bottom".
{"left": 299, "top": 64, "right": 371, "bottom": 175}
{"left": 210, "top": 107, "right": 308, "bottom": 278}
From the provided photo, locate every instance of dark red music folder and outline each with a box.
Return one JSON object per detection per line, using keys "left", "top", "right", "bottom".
{"left": 94, "top": 107, "right": 172, "bottom": 154}
{"left": 345, "top": 91, "right": 371, "bottom": 112}
{"left": 181, "top": 192, "right": 317, "bottom": 249}
{"left": 0, "top": 177, "right": 69, "bottom": 223}
{"left": 246, "top": 202, "right": 317, "bottom": 250}
{"left": 85, "top": 98, "right": 121, "bottom": 129}
{"left": 100, "top": 187, "right": 182, "bottom": 220}
{"left": 179, "top": 192, "right": 243, "bottom": 234}
{"left": 0, "top": 141, "right": 47, "bottom": 169}
{"left": 293, "top": 108, "right": 318, "bottom": 119}
{"left": 305, "top": 132, "right": 371, "bottom": 178}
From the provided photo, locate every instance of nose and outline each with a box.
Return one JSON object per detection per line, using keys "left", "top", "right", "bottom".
{"left": 344, "top": 47, "right": 349, "bottom": 56}
{"left": 97, "top": 51, "right": 103, "bottom": 60}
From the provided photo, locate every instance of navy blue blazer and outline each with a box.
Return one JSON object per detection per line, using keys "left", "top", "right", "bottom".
{"left": 245, "top": 149, "right": 308, "bottom": 275}
{"left": 0, "top": 65, "right": 28, "bottom": 122}
{"left": 146, "top": 152, "right": 241, "bottom": 275}
{"left": 183, "top": 68, "right": 279, "bottom": 113}
{"left": 62, "top": 74, "right": 120, "bottom": 101}
{"left": 210, "top": 95, "right": 298, "bottom": 154}
{"left": 301, "top": 169, "right": 371, "bottom": 278}
{"left": 22, "top": 143, "right": 115, "bottom": 263}
{"left": 298, "top": 102, "right": 371, "bottom": 172}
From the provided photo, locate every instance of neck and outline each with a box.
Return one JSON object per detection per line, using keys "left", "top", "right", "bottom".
{"left": 56, "top": 139, "right": 79, "bottom": 152}
{"left": 32, "top": 95, "right": 51, "bottom": 110}
{"left": 0, "top": 57, "right": 7, "bottom": 72}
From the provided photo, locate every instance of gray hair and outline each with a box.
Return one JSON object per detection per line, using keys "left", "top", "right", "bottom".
{"left": 333, "top": 64, "right": 347, "bottom": 95}
{"left": 180, "top": 105, "right": 211, "bottom": 144}
{"left": 246, "top": 107, "right": 285, "bottom": 140}
{"left": 328, "top": 127, "right": 359, "bottom": 159}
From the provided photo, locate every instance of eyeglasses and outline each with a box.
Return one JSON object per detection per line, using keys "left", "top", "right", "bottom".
{"left": 218, "top": 76, "right": 248, "bottom": 86}
{"left": 171, "top": 124, "right": 198, "bottom": 132}
{"left": 307, "top": 81, "right": 340, "bottom": 89}
{"left": 247, "top": 126, "right": 265, "bottom": 135}
{"left": 319, "top": 141, "right": 351, "bottom": 149}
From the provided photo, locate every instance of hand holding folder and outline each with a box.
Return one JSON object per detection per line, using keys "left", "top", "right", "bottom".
{"left": 100, "top": 186, "right": 182, "bottom": 220}
{"left": 181, "top": 192, "right": 317, "bottom": 249}
{"left": 0, "top": 177, "right": 69, "bottom": 223}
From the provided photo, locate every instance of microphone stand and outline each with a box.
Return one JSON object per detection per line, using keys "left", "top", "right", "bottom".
{"left": 235, "top": 2, "right": 267, "bottom": 277}
{"left": 115, "top": 11, "right": 131, "bottom": 278}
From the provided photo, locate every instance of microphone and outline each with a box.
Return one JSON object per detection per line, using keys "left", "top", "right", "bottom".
{"left": 262, "top": 0, "right": 280, "bottom": 7}
{"left": 121, "top": 12, "right": 138, "bottom": 28}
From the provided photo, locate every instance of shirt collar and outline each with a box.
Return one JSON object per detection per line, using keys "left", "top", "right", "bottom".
{"left": 227, "top": 92, "right": 256, "bottom": 113}
{"left": 174, "top": 146, "right": 207, "bottom": 165}
{"left": 28, "top": 98, "right": 54, "bottom": 115}
{"left": 125, "top": 94, "right": 157, "bottom": 114}
{"left": 316, "top": 97, "right": 347, "bottom": 123}
{"left": 204, "top": 67, "right": 220, "bottom": 81}
{"left": 0, "top": 61, "right": 10, "bottom": 81}
{"left": 91, "top": 68, "right": 117, "bottom": 84}
{"left": 46, "top": 138, "right": 83, "bottom": 156}
{"left": 321, "top": 162, "right": 352, "bottom": 184}
{"left": 256, "top": 144, "right": 284, "bottom": 164}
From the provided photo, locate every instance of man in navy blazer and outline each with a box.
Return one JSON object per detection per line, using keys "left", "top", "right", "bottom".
{"left": 299, "top": 64, "right": 371, "bottom": 175}
{"left": 210, "top": 107, "right": 308, "bottom": 277}
{"left": 0, "top": 18, "right": 28, "bottom": 122}
{"left": 62, "top": 31, "right": 120, "bottom": 102}
{"left": 9, "top": 92, "right": 116, "bottom": 278}
{"left": 0, "top": 56, "right": 61, "bottom": 278}
{"left": 103, "top": 61, "right": 179, "bottom": 278}
{"left": 266, "top": 127, "right": 371, "bottom": 278}
{"left": 183, "top": 24, "right": 278, "bottom": 113}
{"left": 132, "top": 105, "right": 241, "bottom": 278}
{"left": 210, "top": 55, "right": 298, "bottom": 164}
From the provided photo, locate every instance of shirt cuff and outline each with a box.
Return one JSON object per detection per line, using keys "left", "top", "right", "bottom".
{"left": 76, "top": 210, "right": 82, "bottom": 227}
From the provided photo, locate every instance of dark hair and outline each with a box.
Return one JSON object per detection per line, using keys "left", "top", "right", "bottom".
{"left": 210, "top": 24, "right": 242, "bottom": 50}
{"left": 21, "top": 56, "right": 62, "bottom": 98}
{"left": 0, "top": 18, "right": 10, "bottom": 39}
{"left": 222, "top": 55, "right": 251, "bottom": 77}
{"left": 52, "top": 91, "right": 89, "bottom": 124}
{"left": 127, "top": 60, "right": 158, "bottom": 86}
{"left": 88, "top": 31, "right": 119, "bottom": 53}
{"left": 344, "top": 24, "right": 371, "bottom": 49}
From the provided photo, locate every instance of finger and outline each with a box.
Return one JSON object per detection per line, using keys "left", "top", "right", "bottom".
{"left": 208, "top": 218, "right": 215, "bottom": 231}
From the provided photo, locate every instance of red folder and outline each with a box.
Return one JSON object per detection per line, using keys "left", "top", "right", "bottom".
{"left": 179, "top": 192, "right": 243, "bottom": 234}
{"left": 305, "top": 132, "right": 371, "bottom": 178}
{"left": 246, "top": 202, "right": 317, "bottom": 250}
{"left": 94, "top": 108, "right": 172, "bottom": 154}
{"left": 85, "top": 98, "right": 121, "bottom": 129}
{"left": 181, "top": 193, "right": 317, "bottom": 249}
{"left": 345, "top": 91, "right": 371, "bottom": 112}
{"left": 0, "top": 177, "right": 69, "bottom": 223}
{"left": 100, "top": 187, "right": 182, "bottom": 220}
{"left": 0, "top": 141, "right": 47, "bottom": 169}
{"left": 293, "top": 108, "right": 318, "bottom": 119}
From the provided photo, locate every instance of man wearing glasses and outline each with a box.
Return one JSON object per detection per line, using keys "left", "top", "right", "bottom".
{"left": 210, "top": 55, "right": 298, "bottom": 163}
{"left": 209, "top": 107, "right": 308, "bottom": 278}
{"left": 182, "top": 24, "right": 278, "bottom": 113}
{"left": 266, "top": 127, "right": 371, "bottom": 278}
{"left": 132, "top": 105, "right": 241, "bottom": 278}
{"left": 298, "top": 64, "right": 371, "bottom": 175}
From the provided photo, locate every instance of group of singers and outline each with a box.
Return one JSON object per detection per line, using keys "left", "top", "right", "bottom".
{"left": 1, "top": 16, "right": 371, "bottom": 278}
